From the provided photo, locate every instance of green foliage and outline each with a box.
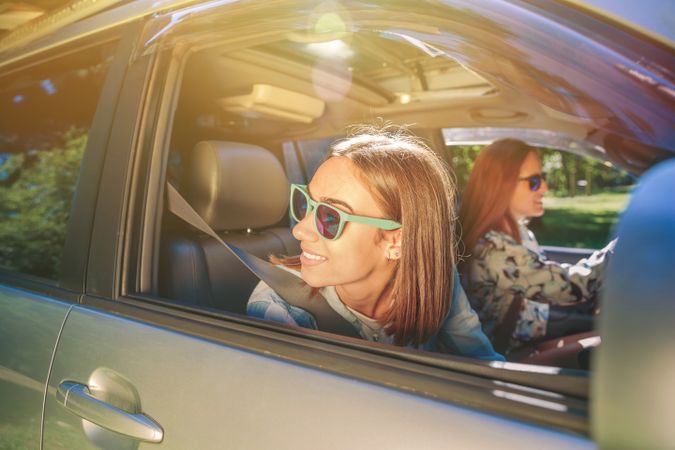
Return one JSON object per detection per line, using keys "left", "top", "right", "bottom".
{"left": 448, "top": 144, "right": 633, "bottom": 196}
{"left": 534, "top": 192, "right": 629, "bottom": 248}
{"left": 446, "top": 144, "right": 482, "bottom": 191}
{"left": 448, "top": 144, "right": 633, "bottom": 248}
{"left": 539, "top": 148, "right": 634, "bottom": 196}
{"left": 0, "top": 131, "right": 87, "bottom": 279}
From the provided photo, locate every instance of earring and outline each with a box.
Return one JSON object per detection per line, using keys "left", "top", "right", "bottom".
{"left": 388, "top": 249, "right": 400, "bottom": 260}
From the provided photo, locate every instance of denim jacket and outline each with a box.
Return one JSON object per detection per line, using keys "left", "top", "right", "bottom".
{"left": 247, "top": 269, "right": 504, "bottom": 361}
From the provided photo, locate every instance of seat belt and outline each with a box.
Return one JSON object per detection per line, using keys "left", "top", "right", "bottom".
{"left": 165, "top": 183, "right": 360, "bottom": 339}
{"left": 491, "top": 293, "right": 524, "bottom": 355}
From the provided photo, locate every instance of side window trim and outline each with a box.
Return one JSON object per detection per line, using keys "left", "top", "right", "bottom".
{"left": 84, "top": 20, "right": 171, "bottom": 300}
{"left": 0, "top": 29, "right": 125, "bottom": 287}
{"left": 61, "top": 24, "right": 141, "bottom": 292}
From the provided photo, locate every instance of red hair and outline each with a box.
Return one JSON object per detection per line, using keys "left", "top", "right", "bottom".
{"left": 458, "top": 139, "right": 535, "bottom": 271}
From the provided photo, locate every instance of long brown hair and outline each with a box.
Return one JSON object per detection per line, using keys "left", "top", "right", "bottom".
{"left": 458, "top": 138, "right": 535, "bottom": 269}
{"left": 277, "top": 125, "right": 457, "bottom": 346}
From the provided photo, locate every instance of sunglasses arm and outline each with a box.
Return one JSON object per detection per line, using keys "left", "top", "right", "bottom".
{"left": 345, "top": 213, "right": 401, "bottom": 230}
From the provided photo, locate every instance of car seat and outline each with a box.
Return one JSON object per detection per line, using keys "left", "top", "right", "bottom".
{"left": 159, "top": 141, "right": 300, "bottom": 314}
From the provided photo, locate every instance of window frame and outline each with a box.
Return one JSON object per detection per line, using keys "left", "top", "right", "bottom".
{"left": 0, "top": 26, "right": 129, "bottom": 296}
{"left": 92, "top": 12, "right": 595, "bottom": 438}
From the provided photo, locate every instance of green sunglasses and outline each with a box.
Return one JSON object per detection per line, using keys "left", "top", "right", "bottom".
{"left": 290, "top": 184, "right": 401, "bottom": 240}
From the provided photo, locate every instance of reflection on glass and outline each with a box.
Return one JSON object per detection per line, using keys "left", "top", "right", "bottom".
{"left": 493, "top": 380, "right": 564, "bottom": 399}
{"left": 492, "top": 389, "right": 568, "bottom": 412}
{"left": 489, "top": 361, "right": 562, "bottom": 375}
{"left": 0, "top": 42, "right": 116, "bottom": 280}
{"left": 306, "top": 40, "right": 353, "bottom": 58}
{"left": 40, "top": 79, "right": 56, "bottom": 95}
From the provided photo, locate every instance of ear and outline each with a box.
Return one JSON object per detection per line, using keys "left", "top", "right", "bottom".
{"left": 384, "top": 228, "right": 402, "bottom": 261}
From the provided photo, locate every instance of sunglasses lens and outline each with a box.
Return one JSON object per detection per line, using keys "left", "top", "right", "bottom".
{"left": 316, "top": 204, "right": 341, "bottom": 239}
{"left": 527, "top": 174, "right": 547, "bottom": 192}
{"left": 291, "top": 188, "right": 308, "bottom": 220}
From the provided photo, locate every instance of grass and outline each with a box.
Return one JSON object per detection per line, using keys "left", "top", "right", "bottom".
{"left": 531, "top": 191, "right": 631, "bottom": 249}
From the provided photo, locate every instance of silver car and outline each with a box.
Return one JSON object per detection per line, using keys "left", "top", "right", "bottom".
{"left": 1, "top": 1, "right": 673, "bottom": 449}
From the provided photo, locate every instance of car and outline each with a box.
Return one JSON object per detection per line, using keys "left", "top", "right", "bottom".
{"left": 0, "top": 0, "right": 673, "bottom": 449}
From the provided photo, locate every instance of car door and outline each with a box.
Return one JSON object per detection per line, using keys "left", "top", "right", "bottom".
{"left": 0, "top": 291, "right": 71, "bottom": 449}
{"left": 0, "top": 19, "right": 130, "bottom": 449}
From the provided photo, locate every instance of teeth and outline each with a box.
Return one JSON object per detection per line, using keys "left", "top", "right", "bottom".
{"left": 303, "top": 251, "right": 326, "bottom": 261}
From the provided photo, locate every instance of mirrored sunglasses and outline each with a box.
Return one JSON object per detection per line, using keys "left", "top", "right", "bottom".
{"left": 519, "top": 173, "right": 547, "bottom": 192}
{"left": 290, "top": 184, "right": 401, "bottom": 240}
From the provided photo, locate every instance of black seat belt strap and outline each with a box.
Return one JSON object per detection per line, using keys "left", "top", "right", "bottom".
{"left": 492, "top": 293, "right": 524, "bottom": 355}
{"left": 165, "top": 183, "right": 360, "bottom": 338}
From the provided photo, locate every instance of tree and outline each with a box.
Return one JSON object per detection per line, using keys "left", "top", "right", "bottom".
{"left": 0, "top": 130, "right": 87, "bottom": 279}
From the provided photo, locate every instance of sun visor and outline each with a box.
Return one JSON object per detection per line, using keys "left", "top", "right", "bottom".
{"left": 218, "top": 84, "right": 325, "bottom": 123}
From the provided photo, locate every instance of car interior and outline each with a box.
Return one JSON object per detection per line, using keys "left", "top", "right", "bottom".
{"left": 149, "top": 11, "right": 660, "bottom": 368}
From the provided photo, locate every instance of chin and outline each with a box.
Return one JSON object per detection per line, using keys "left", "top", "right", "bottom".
{"left": 300, "top": 267, "right": 329, "bottom": 288}
{"left": 532, "top": 207, "right": 545, "bottom": 217}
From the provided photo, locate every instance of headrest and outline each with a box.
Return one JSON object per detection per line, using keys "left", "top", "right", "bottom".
{"left": 182, "top": 141, "right": 289, "bottom": 231}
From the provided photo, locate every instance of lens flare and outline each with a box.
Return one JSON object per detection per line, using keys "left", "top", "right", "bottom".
{"left": 314, "top": 12, "right": 346, "bottom": 35}
{"left": 312, "top": 58, "right": 353, "bottom": 102}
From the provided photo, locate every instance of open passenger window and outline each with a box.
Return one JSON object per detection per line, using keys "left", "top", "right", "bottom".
{"left": 126, "top": 2, "right": 610, "bottom": 372}
{"left": 116, "top": 1, "right": 618, "bottom": 435}
{"left": 147, "top": 7, "right": 496, "bottom": 322}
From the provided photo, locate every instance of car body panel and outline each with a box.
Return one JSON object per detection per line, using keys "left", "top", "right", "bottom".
{"left": 0, "top": 287, "right": 72, "bottom": 450}
{"left": 44, "top": 306, "right": 594, "bottom": 450}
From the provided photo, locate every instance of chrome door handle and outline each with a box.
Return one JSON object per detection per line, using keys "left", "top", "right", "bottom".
{"left": 57, "top": 381, "right": 163, "bottom": 443}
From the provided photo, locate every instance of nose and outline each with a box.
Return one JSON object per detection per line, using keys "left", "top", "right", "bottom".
{"left": 292, "top": 211, "right": 319, "bottom": 242}
{"left": 540, "top": 178, "right": 549, "bottom": 194}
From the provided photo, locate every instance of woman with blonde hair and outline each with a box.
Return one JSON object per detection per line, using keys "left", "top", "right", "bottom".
{"left": 247, "top": 126, "right": 502, "bottom": 360}
{"left": 458, "top": 138, "right": 615, "bottom": 355}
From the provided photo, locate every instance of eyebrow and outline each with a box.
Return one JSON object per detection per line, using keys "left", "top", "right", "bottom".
{"left": 307, "top": 185, "right": 354, "bottom": 213}
{"left": 320, "top": 196, "right": 354, "bottom": 213}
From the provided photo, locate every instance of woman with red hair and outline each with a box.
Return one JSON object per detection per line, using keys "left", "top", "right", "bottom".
{"left": 458, "top": 139, "right": 616, "bottom": 355}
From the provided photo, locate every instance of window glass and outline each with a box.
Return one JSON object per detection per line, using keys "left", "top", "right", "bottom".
{"left": 295, "top": 137, "right": 336, "bottom": 180}
{"left": 0, "top": 42, "right": 116, "bottom": 280}
{"left": 152, "top": 7, "right": 618, "bottom": 373}
{"left": 534, "top": 149, "right": 631, "bottom": 249}
{"left": 282, "top": 138, "right": 340, "bottom": 186}
{"left": 281, "top": 142, "right": 304, "bottom": 185}
{"left": 447, "top": 142, "right": 631, "bottom": 249}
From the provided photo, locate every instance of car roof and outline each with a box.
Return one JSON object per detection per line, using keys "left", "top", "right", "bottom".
{"left": 570, "top": 0, "right": 675, "bottom": 46}
{"left": 1, "top": 0, "right": 673, "bottom": 174}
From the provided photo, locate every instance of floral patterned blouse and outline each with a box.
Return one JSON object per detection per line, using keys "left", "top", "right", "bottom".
{"left": 464, "top": 224, "right": 616, "bottom": 354}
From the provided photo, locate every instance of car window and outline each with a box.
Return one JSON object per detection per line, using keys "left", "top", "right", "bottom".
{"left": 286, "top": 137, "right": 340, "bottom": 183}
{"left": 0, "top": 42, "right": 117, "bottom": 280}
{"left": 133, "top": 1, "right": 652, "bottom": 376}
{"left": 152, "top": 17, "right": 487, "bottom": 318}
{"left": 532, "top": 149, "right": 631, "bottom": 249}
{"left": 447, "top": 141, "right": 632, "bottom": 250}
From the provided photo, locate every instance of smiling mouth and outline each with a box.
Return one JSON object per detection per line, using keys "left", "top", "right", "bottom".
{"left": 302, "top": 251, "right": 327, "bottom": 261}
